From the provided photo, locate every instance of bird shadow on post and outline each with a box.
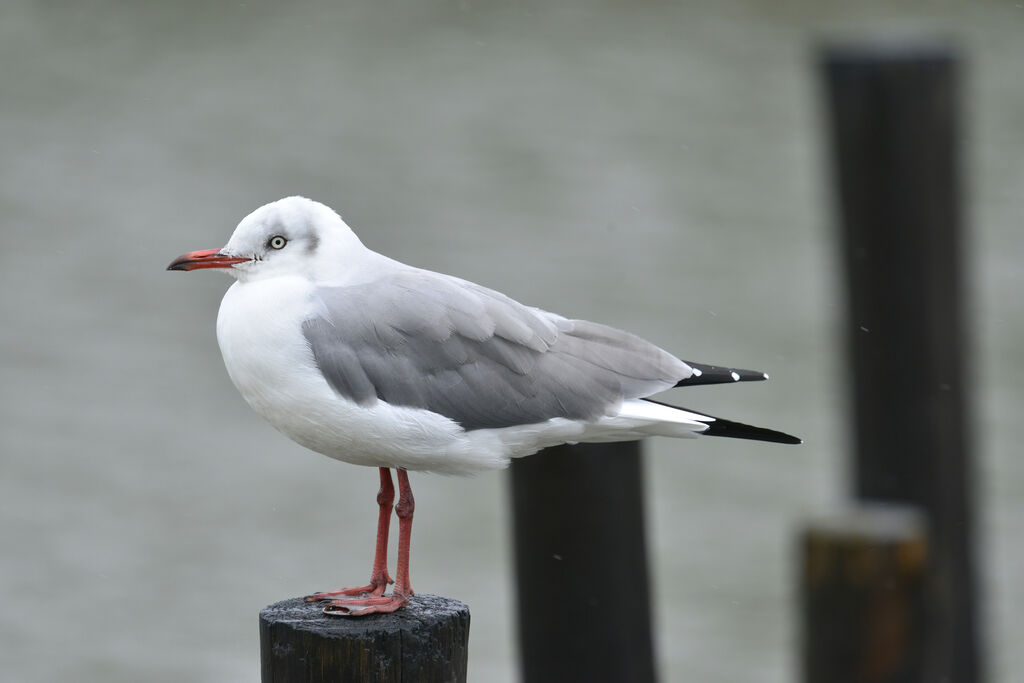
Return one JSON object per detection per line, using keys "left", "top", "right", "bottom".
{"left": 802, "top": 39, "right": 982, "bottom": 683}
{"left": 510, "top": 441, "right": 657, "bottom": 683}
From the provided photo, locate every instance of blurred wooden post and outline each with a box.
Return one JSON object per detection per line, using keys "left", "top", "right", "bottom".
{"left": 801, "top": 505, "right": 928, "bottom": 683}
{"left": 816, "top": 41, "right": 981, "bottom": 681}
{"left": 260, "top": 595, "right": 470, "bottom": 683}
{"left": 510, "top": 442, "right": 656, "bottom": 683}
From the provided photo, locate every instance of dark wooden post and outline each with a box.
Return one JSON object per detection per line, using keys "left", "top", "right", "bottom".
{"left": 260, "top": 594, "right": 470, "bottom": 683}
{"left": 819, "top": 41, "right": 981, "bottom": 681}
{"left": 801, "top": 505, "right": 929, "bottom": 683}
{"left": 509, "top": 442, "right": 656, "bottom": 683}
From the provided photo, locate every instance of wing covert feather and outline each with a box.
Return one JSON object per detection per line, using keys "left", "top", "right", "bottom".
{"left": 302, "top": 269, "right": 688, "bottom": 430}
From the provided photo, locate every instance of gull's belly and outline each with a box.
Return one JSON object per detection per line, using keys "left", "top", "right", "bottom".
{"left": 214, "top": 278, "right": 509, "bottom": 474}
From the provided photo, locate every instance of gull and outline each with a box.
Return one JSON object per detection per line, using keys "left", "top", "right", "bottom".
{"left": 168, "top": 196, "right": 799, "bottom": 616}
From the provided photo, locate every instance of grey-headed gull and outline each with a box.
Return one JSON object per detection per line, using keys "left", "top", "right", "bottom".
{"left": 168, "top": 196, "right": 799, "bottom": 616}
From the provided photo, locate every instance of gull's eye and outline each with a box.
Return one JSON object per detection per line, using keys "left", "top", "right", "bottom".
{"left": 268, "top": 235, "right": 287, "bottom": 250}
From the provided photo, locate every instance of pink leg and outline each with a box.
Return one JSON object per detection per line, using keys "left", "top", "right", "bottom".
{"left": 305, "top": 468, "right": 395, "bottom": 602}
{"left": 324, "top": 469, "right": 415, "bottom": 616}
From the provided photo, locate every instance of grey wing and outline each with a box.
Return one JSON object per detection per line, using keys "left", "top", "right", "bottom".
{"left": 302, "top": 269, "right": 690, "bottom": 430}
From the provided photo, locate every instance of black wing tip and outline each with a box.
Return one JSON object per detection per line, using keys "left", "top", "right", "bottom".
{"left": 641, "top": 398, "right": 801, "bottom": 445}
{"left": 702, "top": 418, "right": 803, "bottom": 445}
{"left": 675, "top": 361, "right": 769, "bottom": 388}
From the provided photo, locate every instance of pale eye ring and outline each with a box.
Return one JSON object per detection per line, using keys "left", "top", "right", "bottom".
{"left": 268, "top": 235, "right": 287, "bottom": 250}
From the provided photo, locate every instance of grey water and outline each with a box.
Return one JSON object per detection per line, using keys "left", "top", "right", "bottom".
{"left": 2, "top": 1, "right": 1021, "bottom": 681}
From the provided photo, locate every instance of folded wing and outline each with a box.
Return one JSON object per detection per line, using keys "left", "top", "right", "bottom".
{"left": 302, "top": 269, "right": 691, "bottom": 431}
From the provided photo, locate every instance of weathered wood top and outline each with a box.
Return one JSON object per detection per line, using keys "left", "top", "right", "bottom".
{"left": 260, "top": 594, "right": 470, "bottom": 683}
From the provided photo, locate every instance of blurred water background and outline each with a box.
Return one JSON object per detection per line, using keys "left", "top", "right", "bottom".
{"left": 1, "top": 1, "right": 1021, "bottom": 681}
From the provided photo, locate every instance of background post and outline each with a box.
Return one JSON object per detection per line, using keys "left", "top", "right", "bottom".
{"left": 816, "top": 40, "right": 981, "bottom": 682}
{"left": 801, "top": 505, "right": 929, "bottom": 683}
{"left": 510, "top": 442, "right": 657, "bottom": 683}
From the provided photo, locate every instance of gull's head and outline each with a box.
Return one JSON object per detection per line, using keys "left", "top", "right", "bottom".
{"left": 167, "top": 196, "right": 365, "bottom": 283}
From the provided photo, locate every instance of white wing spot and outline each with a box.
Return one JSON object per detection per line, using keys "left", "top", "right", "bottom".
{"left": 731, "top": 371, "right": 740, "bottom": 381}
{"left": 692, "top": 367, "right": 703, "bottom": 377}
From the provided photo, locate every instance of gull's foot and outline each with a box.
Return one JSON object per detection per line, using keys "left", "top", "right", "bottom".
{"left": 305, "top": 586, "right": 380, "bottom": 601}
{"left": 323, "top": 591, "right": 411, "bottom": 616}
{"left": 305, "top": 571, "right": 393, "bottom": 602}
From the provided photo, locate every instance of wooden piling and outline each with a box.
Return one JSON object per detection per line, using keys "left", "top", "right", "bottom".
{"left": 801, "top": 505, "right": 928, "bottom": 683}
{"left": 509, "top": 441, "right": 656, "bottom": 683}
{"left": 259, "top": 594, "right": 470, "bottom": 683}
{"left": 820, "top": 40, "right": 981, "bottom": 681}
